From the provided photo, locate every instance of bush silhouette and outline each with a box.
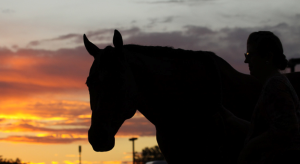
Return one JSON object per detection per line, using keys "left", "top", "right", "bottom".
{"left": 0, "top": 156, "right": 26, "bottom": 164}
{"left": 134, "top": 145, "right": 166, "bottom": 164}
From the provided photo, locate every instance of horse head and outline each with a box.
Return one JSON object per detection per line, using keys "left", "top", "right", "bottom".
{"left": 84, "top": 30, "right": 138, "bottom": 152}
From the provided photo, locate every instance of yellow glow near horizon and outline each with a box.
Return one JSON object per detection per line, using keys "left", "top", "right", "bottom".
{"left": 28, "top": 162, "right": 45, "bottom": 164}
{"left": 102, "top": 161, "right": 126, "bottom": 164}
{"left": 0, "top": 114, "right": 67, "bottom": 121}
{"left": 0, "top": 100, "right": 90, "bottom": 121}
{"left": 62, "top": 161, "right": 127, "bottom": 164}
{"left": 36, "top": 134, "right": 49, "bottom": 137}
{"left": 78, "top": 115, "right": 91, "bottom": 118}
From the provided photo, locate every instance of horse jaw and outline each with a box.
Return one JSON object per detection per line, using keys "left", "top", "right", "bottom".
{"left": 88, "top": 124, "right": 115, "bottom": 152}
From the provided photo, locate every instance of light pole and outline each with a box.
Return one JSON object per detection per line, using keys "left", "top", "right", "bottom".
{"left": 129, "top": 137, "right": 138, "bottom": 164}
{"left": 79, "top": 145, "right": 81, "bottom": 164}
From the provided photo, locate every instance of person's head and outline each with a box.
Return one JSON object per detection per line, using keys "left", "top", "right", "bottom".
{"left": 244, "top": 31, "right": 288, "bottom": 78}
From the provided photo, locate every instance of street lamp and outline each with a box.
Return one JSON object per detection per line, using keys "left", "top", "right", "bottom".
{"left": 79, "top": 145, "right": 81, "bottom": 164}
{"left": 129, "top": 137, "right": 138, "bottom": 164}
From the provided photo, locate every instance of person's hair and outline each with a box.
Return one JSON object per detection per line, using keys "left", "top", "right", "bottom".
{"left": 247, "top": 31, "right": 288, "bottom": 70}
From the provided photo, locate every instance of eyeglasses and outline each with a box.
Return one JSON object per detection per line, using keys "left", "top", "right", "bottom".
{"left": 244, "top": 52, "right": 259, "bottom": 59}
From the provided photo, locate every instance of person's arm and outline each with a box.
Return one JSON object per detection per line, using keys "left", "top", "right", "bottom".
{"left": 218, "top": 106, "right": 250, "bottom": 136}
{"left": 239, "top": 77, "right": 299, "bottom": 163}
{"left": 237, "top": 130, "right": 273, "bottom": 164}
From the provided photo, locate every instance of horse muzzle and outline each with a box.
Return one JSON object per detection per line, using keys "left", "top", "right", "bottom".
{"left": 88, "top": 124, "right": 115, "bottom": 152}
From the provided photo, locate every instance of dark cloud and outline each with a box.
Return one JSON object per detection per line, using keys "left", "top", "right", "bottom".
{"left": 135, "top": 0, "right": 215, "bottom": 4}
{"left": 71, "top": 23, "right": 300, "bottom": 70}
{"left": 126, "top": 31, "right": 198, "bottom": 48}
{"left": 3, "top": 23, "right": 299, "bottom": 102}
{"left": 162, "top": 16, "right": 175, "bottom": 23}
{"left": 27, "top": 34, "right": 82, "bottom": 47}
{"left": 11, "top": 44, "right": 18, "bottom": 50}
{"left": 1, "top": 20, "right": 300, "bottom": 144}
{"left": 138, "top": 0, "right": 185, "bottom": 4}
{"left": 1, "top": 9, "right": 14, "bottom": 14}
{"left": 146, "top": 18, "right": 158, "bottom": 29}
{"left": 27, "top": 40, "right": 41, "bottom": 46}
{"left": 121, "top": 23, "right": 299, "bottom": 73}
{"left": 51, "top": 34, "right": 81, "bottom": 41}
{"left": 184, "top": 25, "right": 214, "bottom": 36}
{"left": 145, "top": 16, "right": 177, "bottom": 29}
{"left": 2, "top": 23, "right": 299, "bottom": 99}
{"left": 26, "top": 29, "right": 117, "bottom": 49}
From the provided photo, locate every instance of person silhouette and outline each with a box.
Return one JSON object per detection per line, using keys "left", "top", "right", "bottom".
{"left": 215, "top": 31, "right": 300, "bottom": 164}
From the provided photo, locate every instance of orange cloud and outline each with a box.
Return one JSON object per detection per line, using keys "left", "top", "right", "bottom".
{"left": 0, "top": 117, "right": 155, "bottom": 144}
{"left": 0, "top": 135, "right": 86, "bottom": 144}
{"left": 0, "top": 100, "right": 90, "bottom": 120}
{"left": 0, "top": 47, "right": 92, "bottom": 102}
{"left": 0, "top": 116, "right": 155, "bottom": 137}
{"left": 0, "top": 108, "right": 155, "bottom": 144}
{"left": 0, "top": 43, "right": 156, "bottom": 145}
{"left": 0, "top": 122, "right": 88, "bottom": 134}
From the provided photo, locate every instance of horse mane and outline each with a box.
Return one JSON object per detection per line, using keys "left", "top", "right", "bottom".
{"left": 124, "top": 44, "right": 190, "bottom": 57}
{"left": 123, "top": 44, "right": 240, "bottom": 74}
{"left": 123, "top": 44, "right": 218, "bottom": 64}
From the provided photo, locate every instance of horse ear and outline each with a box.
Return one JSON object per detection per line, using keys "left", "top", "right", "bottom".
{"left": 83, "top": 34, "right": 102, "bottom": 58}
{"left": 113, "top": 29, "right": 123, "bottom": 50}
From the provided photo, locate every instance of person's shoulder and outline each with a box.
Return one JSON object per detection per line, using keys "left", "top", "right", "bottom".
{"left": 263, "top": 75, "right": 300, "bottom": 106}
{"left": 266, "top": 75, "right": 287, "bottom": 87}
{"left": 263, "top": 75, "right": 289, "bottom": 93}
{"left": 270, "top": 74, "right": 288, "bottom": 82}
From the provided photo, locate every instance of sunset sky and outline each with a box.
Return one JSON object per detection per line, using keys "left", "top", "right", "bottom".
{"left": 0, "top": 0, "right": 300, "bottom": 164}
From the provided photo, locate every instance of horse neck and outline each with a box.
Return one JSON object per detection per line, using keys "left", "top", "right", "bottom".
{"left": 123, "top": 45, "right": 179, "bottom": 124}
{"left": 124, "top": 44, "right": 178, "bottom": 76}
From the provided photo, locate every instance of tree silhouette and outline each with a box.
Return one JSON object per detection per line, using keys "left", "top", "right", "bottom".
{"left": 134, "top": 145, "right": 166, "bottom": 164}
{"left": 0, "top": 156, "right": 25, "bottom": 164}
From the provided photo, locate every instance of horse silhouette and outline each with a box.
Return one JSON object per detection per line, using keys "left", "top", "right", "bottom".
{"left": 83, "top": 30, "right": 300, "bottom": 164}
